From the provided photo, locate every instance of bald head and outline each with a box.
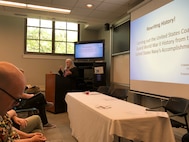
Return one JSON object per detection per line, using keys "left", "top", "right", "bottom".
{"left": 0, "top": 62, "right": 26, "bottom": 115}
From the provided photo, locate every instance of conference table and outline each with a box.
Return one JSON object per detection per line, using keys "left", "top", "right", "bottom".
{"left": 65, "top": 92, "right": 176, "bottom": 142}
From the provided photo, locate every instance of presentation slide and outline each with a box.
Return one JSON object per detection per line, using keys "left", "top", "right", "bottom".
{"left": 130, "top": 0, "right": 189, "bottom": 99}
{"left": 75, "top": 43, "right": 103, "bottom": 58}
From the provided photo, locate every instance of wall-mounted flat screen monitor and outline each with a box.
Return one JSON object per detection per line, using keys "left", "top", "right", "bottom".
{"left": 74, "top": 40, "right": 105, "bottom": 61}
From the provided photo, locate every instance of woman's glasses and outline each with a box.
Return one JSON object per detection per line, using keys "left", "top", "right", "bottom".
{"left": 0, "top": 88, "right": 21, "bottom": 105}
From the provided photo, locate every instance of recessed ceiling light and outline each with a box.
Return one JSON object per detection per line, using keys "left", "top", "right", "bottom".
{"left": 86, "top": 4, "right": 93, "bottom": 8}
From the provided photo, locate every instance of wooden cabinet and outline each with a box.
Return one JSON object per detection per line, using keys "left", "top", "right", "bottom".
{"left": 45, "top": 74, "right": 71, "bottom": 113}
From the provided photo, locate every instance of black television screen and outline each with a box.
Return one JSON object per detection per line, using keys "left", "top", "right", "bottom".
{"left": 74, "top": 40, "right": 105, "bottom": 60}
{"left": 113, "top": 20, "right": 130, "bottom": 55}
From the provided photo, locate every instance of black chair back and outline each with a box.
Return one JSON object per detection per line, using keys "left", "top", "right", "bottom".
{"left": 110, "top": 88, "right": 128, "bottom": 101}
{"left": 164, "top": 97, "right": 189, "bottom": 132}
{"left": 97, "top": 86, "right": 110, "bottom": 95}
{"left": 165, "top": 97, "right": 189, "bottom": 115}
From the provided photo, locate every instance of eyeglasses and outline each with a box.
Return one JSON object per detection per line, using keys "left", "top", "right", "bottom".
{"left": 0, "top": 88, "right": 22, "bottom": 104}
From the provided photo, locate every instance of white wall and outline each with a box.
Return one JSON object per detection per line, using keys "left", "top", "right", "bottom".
{"left": 98, "top": 29, "right": 111, "bottom": 85}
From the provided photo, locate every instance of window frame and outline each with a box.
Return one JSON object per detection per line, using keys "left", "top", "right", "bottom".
{"left": 24, "top": 18, "right": 80, "bottom": 56}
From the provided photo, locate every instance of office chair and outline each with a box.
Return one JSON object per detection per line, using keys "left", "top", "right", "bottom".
{"left": 110, "top": 88, "right": 128, "bottom": 101}
{"left": 147, "top": 97, "right": 189, "bottom": 132}
{"left": 14, "top": 107, "right": 39, "bottom": 118}
{"left": 97, "top": 86, "right": 110, "bottom": 95}
{"left": 164, "top": 97, "right": 189, "bottom": 132}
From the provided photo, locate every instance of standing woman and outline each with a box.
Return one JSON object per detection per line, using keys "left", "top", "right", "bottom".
{"left": 58, "top": 58, "right": 79, "bottom": 90}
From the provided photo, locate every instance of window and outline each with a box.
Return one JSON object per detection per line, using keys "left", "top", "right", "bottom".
{"left": 25, "top": 18, "right": 79, "bottom": 55}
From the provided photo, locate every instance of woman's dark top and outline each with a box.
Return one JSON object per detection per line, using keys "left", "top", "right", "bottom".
{"left": 58, "top": 67, "right": 79, "bottom": 90}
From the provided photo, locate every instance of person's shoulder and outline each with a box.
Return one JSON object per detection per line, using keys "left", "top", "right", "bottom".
{"left": 72, "top": 67, "right": 78, "bottom": 71}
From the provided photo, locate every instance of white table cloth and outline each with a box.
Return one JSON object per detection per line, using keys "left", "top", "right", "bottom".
{"left": 65, "top": 92, "right": 175, "bottom": 142}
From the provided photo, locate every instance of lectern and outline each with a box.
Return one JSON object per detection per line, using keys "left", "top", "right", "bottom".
{"left": 45, "top": 74, "right": 71, "bottom": 113}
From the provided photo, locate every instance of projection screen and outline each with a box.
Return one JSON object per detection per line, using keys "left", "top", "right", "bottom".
{"left": 130, "top": 0, "right": 189, "bottom": 99}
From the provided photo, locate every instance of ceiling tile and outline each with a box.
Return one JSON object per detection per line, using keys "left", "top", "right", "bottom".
{"left": 0, "top": 0, "right": 145, "bottom": 29}
{"left": 96, "top": 2, "right": 122, "bottom": 12}
{"left": 104, "top": 0, "right": 130, "bottom": 5}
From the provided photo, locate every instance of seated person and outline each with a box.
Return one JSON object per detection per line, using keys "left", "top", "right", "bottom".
{"left": 14, "top": 92, "right": 56, "bottom": 129}
{"left": 58, "top": 58, "right": 79, "bottom": 90}
{"left": 17, "top": 69, "right": 56, "bottom": 129}
{"left": 8, "top": 109, "right": 43, "bottom": 133}
{"left": 0, "top": 61, "right": 46, "bottom": 142}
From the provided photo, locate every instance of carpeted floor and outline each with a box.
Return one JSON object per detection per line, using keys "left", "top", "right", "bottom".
{"left": 44, "top": 112, "right": 77, "bottom": 142}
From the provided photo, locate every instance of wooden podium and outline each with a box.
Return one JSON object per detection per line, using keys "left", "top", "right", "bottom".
{"left": 45, "top": 74, "right": 71, "bottom": 113}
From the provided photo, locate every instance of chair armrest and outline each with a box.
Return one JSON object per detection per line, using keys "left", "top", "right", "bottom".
{"left": 169, "top": 112, "right": 187, "bottom": 117}
{"left": 146, "top": 105, "right": 164, "bottom": 111}
{"left": 15, "top": 108, "right": 38, "bottom": 113}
